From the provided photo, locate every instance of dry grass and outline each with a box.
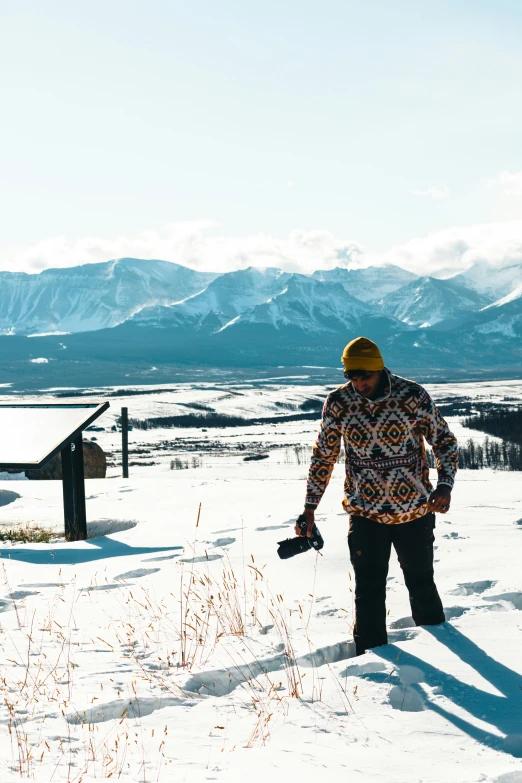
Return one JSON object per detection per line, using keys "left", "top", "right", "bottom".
{"left": 0, "top": 508, "right": 356, "bottom": 778}
{"left": 0, "top": 525, "right": 59, "bottom": 544}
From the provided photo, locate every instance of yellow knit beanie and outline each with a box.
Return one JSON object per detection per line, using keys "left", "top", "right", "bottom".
{"left": 341, "top": 336, "right": 384, "bottom": 371}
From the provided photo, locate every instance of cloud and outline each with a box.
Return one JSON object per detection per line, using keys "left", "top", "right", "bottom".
{"left": 5, "top": 220, "right": 219, "bottom": 274}
{"left": 2, "top": 224, "right": 365, "bottom": 276}
{"left": 4, "top": 219, "right": 522, "bottom": 279}
{"left": 487, "top": 170, "right": 522, "bottom": 196}
{"left": 410, "top": 186, "right": 450, "bottom": 199}
{"left": 378, "top": 220, "right": 522, "bottom": 277}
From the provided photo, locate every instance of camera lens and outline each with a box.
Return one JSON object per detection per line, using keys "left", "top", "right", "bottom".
{"left": 277, "top": 535, "right": 312, "bottom": 560}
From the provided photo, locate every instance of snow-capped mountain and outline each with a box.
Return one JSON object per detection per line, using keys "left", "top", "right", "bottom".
{"left": 462, "top": 286, "right": 522, "bottom": 339}
{"left": 380, "top": 276, "right": 492, "bottom": 327}
{"left": 131, "top": 267, "right": 292, "bottom": 330}
{"left": 132, "top": 271, "right": 404, "bottom": 342}
{"left": 451, "top": 261, "right": 522, "bottom": 302}
{"left": 0, "top": 258, "right": 217, "bottom": 335}
{"left": 481, "top": 285, "right": 522, "bottom": 312}
{"left": 209, "top": 275, "right": 407, "bottom": 369}
{"left": 218, "top": 273, "right": 370, "bottom": 332}
{"left": 312, "top": 265, "right": 417, "bottom": 302}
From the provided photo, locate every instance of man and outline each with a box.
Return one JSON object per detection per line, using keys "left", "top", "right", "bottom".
{"left": 298, "top": 336, "right": 458, "bottom": 655}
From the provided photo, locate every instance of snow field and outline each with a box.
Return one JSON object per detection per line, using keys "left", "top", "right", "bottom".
{"left": 0, "top": 466, "right": 521, "bottom": 782}
{"left": 0, "top": 379, "right": 521, "bottom": 781}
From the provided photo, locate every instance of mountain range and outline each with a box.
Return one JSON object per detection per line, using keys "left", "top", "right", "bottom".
{"left": 1, "top": 256, "right": 522, "bottom": 387}
{"left": 0, "top": 258, "right": 216, "bottom": 335}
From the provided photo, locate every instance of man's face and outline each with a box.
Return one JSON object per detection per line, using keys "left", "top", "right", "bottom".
{"left": 345, "top": 369, "right": 382, "bottom": 399}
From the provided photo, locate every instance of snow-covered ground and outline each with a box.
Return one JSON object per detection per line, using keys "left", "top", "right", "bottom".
{"left": 0, "top": 379, "right": 521, "bottom": 782}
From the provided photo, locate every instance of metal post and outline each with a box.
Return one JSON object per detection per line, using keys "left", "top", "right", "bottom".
{"left": 61, "top": 436, "right": 87, "bottom": 541}
{"left": 72, "top": 435, "right": 87, "bottom": 539}
{"left": 122, "top": 406, "right": 129, "bottom": 478}
{"left": 61, "top": 444, "right": 74, "bottom": 539}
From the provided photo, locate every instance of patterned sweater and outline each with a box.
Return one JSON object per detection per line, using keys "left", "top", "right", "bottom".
{"left": 305, "top": 370, "right": 458, "bottom": 524}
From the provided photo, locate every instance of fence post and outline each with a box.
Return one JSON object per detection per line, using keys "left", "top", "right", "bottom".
{"left": 122, "top": 407, "right": 129, "bottom": 478}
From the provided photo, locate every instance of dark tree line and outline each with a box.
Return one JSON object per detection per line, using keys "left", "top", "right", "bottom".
{"left": 129, "top": 410, "right": 321, "bottom": 430}
{"left": 463, "top": 407, "right": 522, "bottom": 447}
{"left": 459, "top": 437, "right": 522, "bottom": 470}
{"left": 426, "top": 437, "right": 522, "bottom": 471}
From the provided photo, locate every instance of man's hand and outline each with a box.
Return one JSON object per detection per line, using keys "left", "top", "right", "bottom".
{"left": 296, "top": 508, "right": 315, "bottom": 537}
{"left": 428, "top": 485, "right": 451, "bottom": 514}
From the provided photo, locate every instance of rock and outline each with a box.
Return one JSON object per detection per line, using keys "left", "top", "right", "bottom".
{"left": 82, "top": 440, "right": 107, "bottom": 478}
{"left": 26, "top": 440, "right": 107, "bottom": 480}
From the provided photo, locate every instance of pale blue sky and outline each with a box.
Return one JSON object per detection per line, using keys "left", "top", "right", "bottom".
{"left": 2, "top": 0, "right": 522, "bottom": 272}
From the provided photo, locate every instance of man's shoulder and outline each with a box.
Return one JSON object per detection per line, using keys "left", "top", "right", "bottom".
{"left": 325, "top": 383, "right": 352, "bottom": 402}
{"left": 391, "top": 373, "right": 427, "bottom": 398}
{"left": 322, "top": 383, "right": 354, "bottom": 414}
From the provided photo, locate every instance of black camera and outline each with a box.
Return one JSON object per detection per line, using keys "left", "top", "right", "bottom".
{"left": 277, "top": 514, "right": 324, "bottom": 560}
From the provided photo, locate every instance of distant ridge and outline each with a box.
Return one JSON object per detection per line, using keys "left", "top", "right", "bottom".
{"left": 2, "top": 258, "right": 522, "bottom": 386}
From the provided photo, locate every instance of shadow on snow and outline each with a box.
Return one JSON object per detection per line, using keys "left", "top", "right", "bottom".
{"left": 0, "top": 535, "right": 184, "bottom": 566}
{"left": 370, "top": 624, "right": 522, "bottom": 757}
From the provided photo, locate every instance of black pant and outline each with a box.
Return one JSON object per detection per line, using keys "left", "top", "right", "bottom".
{"left": 348, "top": 513, "right": 445, "bottom": 655}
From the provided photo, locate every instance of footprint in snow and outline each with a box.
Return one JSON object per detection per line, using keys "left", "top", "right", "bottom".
{"left": 297, "top": 640, "right": 357, "bottom": 668}
{"left": 390, "top": 606, "right": 469, "bottom": 630}
{"left": 22, "top": 583, "right": 64, "bottom": 589}
{"left": 143, "top": 553, "right": 181, "bottom": 562}
{"left": 179, "top": 554, "right": 223, "bottom": 564}
{"left": 389, "top": 615, "right": 416, "bottom": 630}
{"left": 68, "top": 695, "right": 195, "bottom": 725}
{"left": 484, "top": 591, "right": 522, "bottom": 610}
{"left": 316, "top": 608, "right": 339, "bottom": 617}
{"left": 448, "top": 580, "right": 496, "bottom": 596}
{"left": 388, "top": 628, "right": 421, "bottom": 643}
{"left": 255, "top": 524, "right": 288, "bottom": 532}
{"left": 398, "top": 664, "right": 425, "bottom": 685}
{"left": 444, "top": 606, "right": 470, "bottom": 622}
{"left": 442, "top": 531, "right": 468, "bottom": 540}
{"left": 82, "top": 583, "right": 134, "bottom": 592}
{"left": 183, "top": 639, "right": 358, "bottom": 697}
{"left": 389, "top": 682, "right": 425, "bottom": 712}
{"left": 387, "top": 665, "right": 426, "bottom": 713}
{"left": 7, "top": 590, "right": 40, "bottom": 600}
{"left": 336, "top": 630, "right": 419, "bottom": 669}
{"left": 342, "top": 661, "right": 387, "bottom": 677}
{"left": 212, "top": 537, "right": 235, "bottom": 548}
{"left": 445, "top": 606, "right": 472, "bottom": 620}
{"left": 495, "top": 769, "right": 522, "bottom": 781}
{"left": 115, "top": 568, "right": 160, "bottom": 580}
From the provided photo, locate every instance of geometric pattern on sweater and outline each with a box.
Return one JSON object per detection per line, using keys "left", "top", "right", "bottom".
{"left": 305, "top": 369, "right": 459, "bottom": 525}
